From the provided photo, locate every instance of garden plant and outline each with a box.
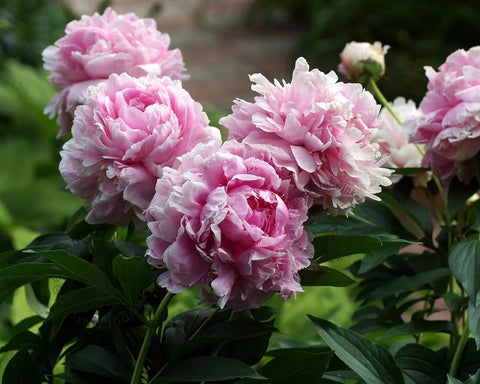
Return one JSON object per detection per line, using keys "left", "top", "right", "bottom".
{"left": 1, "top": 6, "right": 480, "bottom": 384}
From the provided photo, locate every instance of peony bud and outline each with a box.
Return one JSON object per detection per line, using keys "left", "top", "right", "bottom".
{"left": 338, "top": 41, "right": 389, "bottom": 82}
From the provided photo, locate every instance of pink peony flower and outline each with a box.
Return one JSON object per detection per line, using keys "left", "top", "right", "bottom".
{"left": 339, "top": 41, "right": 389, "bottom": 82}
{"left": 220, "top": 57, "right": 392, "bottom": 214}
{"left": 59, "top": 73, "right": 220, "bottom": 227}
{"left": 371, "top": 97, "right": 423, "bottom": 183}
{"left": 43, "top": 7, "right": 187, "bottom": 137}
{"left": 146, "top": 140, "right": 313, "bottom": 309}
{"left": 405, "top": 46, "right": 480, "bottom": 186}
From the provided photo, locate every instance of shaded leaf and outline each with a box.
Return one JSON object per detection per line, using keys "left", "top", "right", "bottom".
{"left": 469, "top": 301, "right": 480, "bottom": 349}
{"left": 449, "top": 238, "right": 480, "bottom": 306}
{"left": 159, "top": 356, "right": 264, "bottom": 382}
{"left": 395, "top": 343, "right": 447, "bottom": 384}
{"left": 309, "top": 316, "right": 404, "bottom": 384}
{"left": 2, "top": 348, "right": 43, "bottom": 384}
{"left": 259, "top": 350, "right": 333, "bottom": 384}
{"left": 299, "top": 265, "right": 355, "bottom": 287}
{"left": 377, "top": 320, "right": 457, "bottom": 340}
{"left": 112, "top": 254, "right": 152, "bottom": 304}
{"left": 65, "top": 345, "right": 131, "bottom": 382}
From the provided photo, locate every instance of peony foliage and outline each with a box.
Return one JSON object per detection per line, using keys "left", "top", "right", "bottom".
{"left": 1, "top": 7, "right": 480, "bottom": 384}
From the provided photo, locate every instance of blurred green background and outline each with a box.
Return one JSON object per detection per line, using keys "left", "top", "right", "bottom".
{"left": 0, "top": 0, "right": 478, "bottom": 371}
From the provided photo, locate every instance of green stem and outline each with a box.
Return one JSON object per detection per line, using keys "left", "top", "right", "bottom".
{"left": 448, "top": 320, "right": 470, "bottom": 379}
{"left": 130, "top": 292, "right": 174, "bottom": 384}
{"left": 368, "top": 77, "right": 402, "bottom": 125}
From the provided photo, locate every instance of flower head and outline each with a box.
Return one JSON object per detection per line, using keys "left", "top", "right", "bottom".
{"left": 405, "top": 46, "right": 480, "bottom": 186}
{"left": 146, "top": 140, "right": 313, "bottom": 309}
{"left": 43, "top": 7, "right": 187, "bottom": 136}
{"left": 371, "top": 97, "right": 423, "bottom": 183}
{"left": 338, "top": 41, "right": 389, "bottom": 82}
{"left": 220, "top": 57, "right": 392, "bottom": 214}
{"left": 60, "top": 73, "right": 219, "bottom": 227}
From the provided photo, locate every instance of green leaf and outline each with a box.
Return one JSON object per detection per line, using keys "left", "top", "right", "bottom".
{"left": 377, "top": 320, "right": 457, "bottom": 340}
{"left": 39, "top": 250, "right": 127, "bottom": 304}
{"left": 9, "top": 315, "right": 44, "bottom": 338}
{"left": 448, "top": 177, "right": 480, "bottom": 219}
{"left": 47, "top": 286, "right": 118, "bottom": 322}
{"left": 449, "top": 238, "right": 480, "bottom": 306}
{"left": 299, "top": 265, "right": 355, "bottom": 287}
{"left": 395, "top": 343, "right": 447, "bottom": 384}
{"left": 444, "top": 293, "right": 468, "bottom": 318}
{"left": 112, "top": 255, "right": 152, "bottom": 304}
{"left": 259, "top": 350, "right": 333, "bottom": 384}
{"left": 313, "top": 235, "right": 381, "bottom": 262}
{"left": 368, "top": 268, "right": 450, "bottom": 300}
{"left": 24, "top": 283, "right": 49, "bottom": 318}
{"left": 469, "top": 301, "right": 480, "bottom": 349}
{"left": 198, "top": 319, "right": 276, "bottom": 340}
{"left": 0, "top": 331, "right": 45, "bottom": 354}
{"left": 65, "top": 345, "right": 131, "bottom": 382}
{"left": 159, "top": 356, "right": 264, "bottom": 382}
{"left": 2, "top": 348, "right": 43, "bottom": 384}
{"left": 309, "top": 316, "right": 404, "bottom": 384}
{"left": 448, "top": 370, "right": 480, "bottom": 384}
{"left": 379, "top": 188, "right": 433, "bottom": 237}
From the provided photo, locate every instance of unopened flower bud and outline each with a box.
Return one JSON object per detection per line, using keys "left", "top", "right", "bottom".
{"left": 338, "top": 41, "right": 389, "bottom": 82}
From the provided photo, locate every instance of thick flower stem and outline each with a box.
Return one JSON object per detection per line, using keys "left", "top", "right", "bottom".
{"left": 130, "top": 292, "right": 174, "bottom": 384}
{"left": 448, "top": 320, "right": 470, "bottom": 380}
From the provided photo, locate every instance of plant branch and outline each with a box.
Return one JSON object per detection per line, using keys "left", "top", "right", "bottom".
{"left": 448, "top": 319, "right": 470, "bottom": 379}
{"left": 130, "top": 292, "right": 174, "bottom": 384}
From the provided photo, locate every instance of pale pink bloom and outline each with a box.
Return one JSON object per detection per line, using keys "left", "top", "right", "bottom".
{"left": 59, "top": 73, "right": 220, "bottom": 227}
{"left": 43, "top": 7, "right": 187, "bottom": 137}
{"left": 338, "top": 41, "right": 389, "bottom": 81}
{"left": 146, "top": 140, "right": 313, "bottom": 309}
{"left": 405, "top": 46, "right": 480, "bottom": 186}
{"left": 371, "top": 97, "right": 423, "bottom": 183}
{"left": 220, "top": 57, "right": 392, "bottom": 214}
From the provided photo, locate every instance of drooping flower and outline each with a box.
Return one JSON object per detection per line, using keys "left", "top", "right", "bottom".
{"left": 338, "top": 41, "right": 389, "bottom": 82}
{"left": 405, "top": 46, "right": 480, "bottom": 186}
{"left": 43, "top": 7, "right": 187, "bottom": 137}
{"left": 371, "top": 97, "right": 423, "bottom": 183}
{"left": 59, "top": 73, "right": 220, "bottom": 227}
{"left": 220, "top": 57, "right": 392, "bottom": 214}
{"left": 146, "top": 140, "right": 313, "bottom": 310}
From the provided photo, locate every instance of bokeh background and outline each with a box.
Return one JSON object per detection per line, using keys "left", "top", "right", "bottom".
{"left": 1, "top": 0, "right": 479, "bottom": 355}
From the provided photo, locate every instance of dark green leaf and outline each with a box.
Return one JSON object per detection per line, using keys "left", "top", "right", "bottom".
{"left": 112, "top": 255, "right": 152, "bottom": 304}
{"left": 377, "top": 320, "right": 457, "bottom": 340}
{"left": 160, "top": 356, "right": 264, "bottom": 382}
{"left": 299, "top": 265, "right": 355, "bottom": 287}
{"left": 379, "top": 188, "right": 433, "bottom": 237}
{"left": 47, "top": 286, "right": 118, "bottom": 322}
{"left": 448, "top": 177, "right": 479, "bottom": 218}
{"left": 448, "top": 370, "right": 480, "bottom": 384}
{"left": 2, "top": 348, "right": 43, "bottom": 384}
{"left": 0, "top": 331, "right": 44, "bottom": 354}
{"left": 449, "top": 238, "right": 480, "bottom": 306}
{"left": 9, "top": 315, "right": 44, "bottom": 338}
{"left": 392, "top": 167, "right": 430, "bottom": 175}
{"left": 65, "top": 345, "right": 131, "bottom": 382}
{"left": 368, "top": 268, "right": 450, "bottom": 300}
{"left": 199, "top": 319, "right": 277, "bottom": 340}
{"left": 313, "top": 235, "right": 380, "bottom": 262}
{"left": 444, "top": 293, "right": 468, "bottom": 318}
{"left": 309, "top": 316, "right": 404, "bottom": 384}
{"left": 395, "top": 343, "right": 447, "bottom": 384}
{"left": 259, "top": 350, "right": 333, "bottom": 384}
{"left": 469, "top": 301, "right": 480, "bottom": 349}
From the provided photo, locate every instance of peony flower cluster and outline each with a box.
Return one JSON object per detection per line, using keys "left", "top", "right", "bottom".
{"left": 43, "top": 7, "right": 187, "bottom": 137}
{"left": 371, "top": 97, "right": 423, "bottom": 183}
{"left": 221, "top": 57, "right": 392, "bottom": 214}
{"left": 405, "top": 46, "right": 480, "bottom": 186}
{"left": 60, "top": 73, "right": 219, "bottom": 227}
{"left": 338, "top": 41, "right": 389, "bottom": 82}
{"left": 145, "top": 141, "right": 313, "bottom": 309}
